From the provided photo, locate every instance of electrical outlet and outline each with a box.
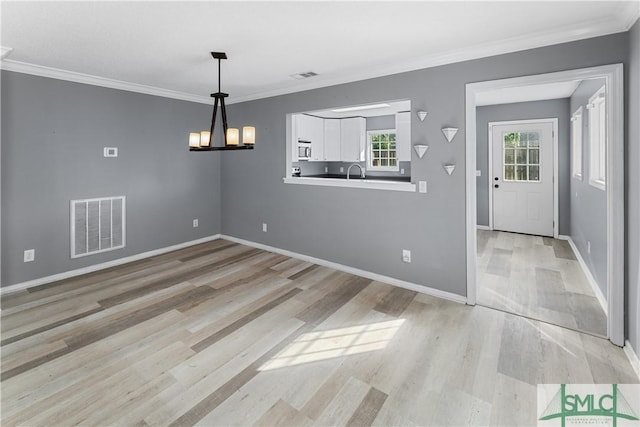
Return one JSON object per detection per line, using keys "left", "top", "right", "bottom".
{"left": 193, "top": 219, "right": 199, "bottom": 228}
{"left": 340, "top": 167, "right": 344, "bottom": 173}
{"left": 402, "top": 249, "right": 411, "bottom": 263}
{"left": 262, "top": 223, "right": 267, "bottom": 232}
{"left": 587, "top": 241, "right": 591, "bottom": 254}
{"left": 324, "top": 166, "right": 328, "bottom": 173}
{"left": 24, "top": 249, "right": 35, "bottom": 263}
{"left": 400, "top": 168, "right": 405, "bottom": 175}
{"left": 476, "top": 170, "right": 481, "bottom": 177}
{"left": 419, "top": 181, "right": 427, "bottom": 193}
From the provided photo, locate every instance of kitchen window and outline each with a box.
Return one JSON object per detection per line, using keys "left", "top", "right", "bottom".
{"left": 367, "top": 130, "right": 399, "bottom": 171}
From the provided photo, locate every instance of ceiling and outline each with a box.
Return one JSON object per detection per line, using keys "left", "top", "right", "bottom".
{"left": 476, "top": 80, "right": 582, "bottom": 106}
{"left": 1, "top": 1, "right": 638, "bottom": 105}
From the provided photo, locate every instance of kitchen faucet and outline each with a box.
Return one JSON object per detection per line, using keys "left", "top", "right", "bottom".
{"left": 347, "top": 163, "right": 365, "bottom": 180}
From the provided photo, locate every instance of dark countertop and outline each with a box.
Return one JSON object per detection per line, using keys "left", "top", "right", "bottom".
{"left": 300, "top": 174, "right": 411, "bottom": 182}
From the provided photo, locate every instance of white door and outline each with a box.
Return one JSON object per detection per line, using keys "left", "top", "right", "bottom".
{"left": 491, "top": 121, "right": 554, "bottom": 237}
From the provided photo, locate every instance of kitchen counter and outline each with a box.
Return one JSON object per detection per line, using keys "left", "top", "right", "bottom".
{"left": 284, "top": 174, "right": 416, "bottom": 192}
{"left": 299, "top": 174, "right": 411, "bottom": 182}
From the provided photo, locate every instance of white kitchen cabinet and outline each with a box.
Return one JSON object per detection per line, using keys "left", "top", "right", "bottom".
{"left": 340, "top": 117, "right": 365, "bottom": 162}
{"left": 294, "top": 114, "right": 325, "bottom": 161}
{"left": 396, "top": 111, "right": 411, "bottom": 161}
{"left": 324, "top": 119, "right": 341, "bottom": 161}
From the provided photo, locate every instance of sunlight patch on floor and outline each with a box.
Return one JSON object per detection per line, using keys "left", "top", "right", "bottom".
{"left": 259, "top": 319, "right": 405, "bottom": 371}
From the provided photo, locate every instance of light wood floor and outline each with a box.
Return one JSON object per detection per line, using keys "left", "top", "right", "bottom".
{"left": 477, "top": 230, "right": 607, "bottom": 337}
{"left": 1, "top": 239, "right": 637, "bottom": 426}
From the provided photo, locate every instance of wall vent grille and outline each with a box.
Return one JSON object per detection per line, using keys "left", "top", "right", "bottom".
{"left": 70, "top": 196, "right": 126, "bottom": 258}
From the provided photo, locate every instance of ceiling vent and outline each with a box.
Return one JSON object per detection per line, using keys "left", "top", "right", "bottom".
{"left": 290, "top": 71, "right": 318, "bottom": 80}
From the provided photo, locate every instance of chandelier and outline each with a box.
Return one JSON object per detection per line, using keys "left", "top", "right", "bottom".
{"left": 189, "top": 52, "right": 255, "bottom": 151}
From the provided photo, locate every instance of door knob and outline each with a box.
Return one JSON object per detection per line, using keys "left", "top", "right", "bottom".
{"left": 494, "top": 184, "right": 499, "bottom": 188}
{"left": 494, "top": 177, "right": 499, "bottom": 181}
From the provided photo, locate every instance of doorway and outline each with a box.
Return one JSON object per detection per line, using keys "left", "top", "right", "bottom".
{"left": 465, "top": 64, "right": 625, "bottom": 346}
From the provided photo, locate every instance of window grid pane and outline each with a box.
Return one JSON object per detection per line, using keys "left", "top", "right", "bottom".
{"left": 503, "top": 131, "right": 541, "bottom": 182}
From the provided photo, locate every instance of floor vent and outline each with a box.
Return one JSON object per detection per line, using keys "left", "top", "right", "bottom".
{"left": 70, "top": 196, "right": 126, "bottom": 258}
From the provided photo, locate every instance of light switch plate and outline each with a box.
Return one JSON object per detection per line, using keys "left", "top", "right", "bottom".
{"left": 419, "top": 181, "right": 427, "bottom": 193}
{"left": 476, "top": 170, "right": 481, "bottom": 177}
{"left": 402, "top": 249, "right": 411, "bottom": 263}
{"left": 24, "top": 249, "right": 35, "bottom": 262}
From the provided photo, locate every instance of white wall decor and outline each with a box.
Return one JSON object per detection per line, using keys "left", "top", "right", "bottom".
{"left": 413, "top": 144, "right": 429, "bottom": 159}
{"left": 442, "top": 127, "right": 458, "bottom": 142}
{"left": 443, "top": 164, "right": 456, "bottom": 175}
{"left": 417, "top": 111, "right": 428, "bottom": 121}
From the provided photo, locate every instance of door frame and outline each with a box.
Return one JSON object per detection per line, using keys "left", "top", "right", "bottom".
{"left": 487, "top": 118, "right": 559, "bottom": 238}
{"left": 465, "top": 64, "right": 625, "bottom": 346}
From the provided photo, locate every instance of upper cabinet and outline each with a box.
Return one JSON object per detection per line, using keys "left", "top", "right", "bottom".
{"left": 324, "top": 119, "right": 341, "bottom": 161}
{"left": 396, "top": 111, "right": 411, "bottom": 161}
{"left": 340, "top": 117, "right": 366, "bottom": 162}
{"left": 294, "top": 114, "right": 324, "bottom": 161}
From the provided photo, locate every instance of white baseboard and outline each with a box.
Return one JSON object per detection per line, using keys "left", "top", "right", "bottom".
{"left": 476, "top": 225, "right": 490, "bottom": 230}
{"left": 565, "top": 236, "right": 608, "bottom": 315}
{"left": 2, "top": 232, "right": 467, "bottom": 306}
{"left": 0, "top": 235, "right": 221, "bottom": 295}
{"left": 220, "top": 234, "right": 467, "bottom": 305}
{"left": 624, "top": 340, "right": 640, "bottom": 380}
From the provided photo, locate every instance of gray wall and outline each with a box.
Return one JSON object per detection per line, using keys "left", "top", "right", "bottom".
{"left": 476, "top": 99, "right": 570, "bottom": 234}
{"left": 569, "top": 79, "right": 608, "bottom": 297}
{"left": 1, "top": 71, "right": 220, "bottom": 287}
{"left": 221, "top": 32, "right": 629, "bottom": 298}
{"left": 627, "top": 18, "right": 640, "bottom": 355}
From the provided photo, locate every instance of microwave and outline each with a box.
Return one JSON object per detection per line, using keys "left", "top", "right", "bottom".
{"left": 297, "top": 140, "right": 311, "bottom": 161}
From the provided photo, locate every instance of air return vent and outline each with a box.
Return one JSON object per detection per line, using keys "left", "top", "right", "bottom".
{"left": 70, "top": 196, "right": 125, "bottom": 258}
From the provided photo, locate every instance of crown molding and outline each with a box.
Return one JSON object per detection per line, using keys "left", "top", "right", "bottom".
{"left": 0, "top": 59, "right": 213, "bottom": 105}
{"left": 0, "top": 14, "right": 632, "bottom": 106}
{"left": 1, "top": 46, "right": 13, "bottom": 60}
{"left": 228, "top": 16, "right": 630, "bottom": 104}
{"left": 621, "top": 2, "right": 640, "bottom": 30}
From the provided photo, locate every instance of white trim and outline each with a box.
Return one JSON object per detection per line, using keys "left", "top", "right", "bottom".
{"left": 0, "top": 60, "right": 213, "bottom": 105}
{"left": 624, "top": 341, "right": 640, "bottom": 381}
{"left": 0, "top": 235, "right": 221, "bottom": 295}
{"left": 466, "top": 64, "right": 625, "bottom": 346}
{"left": 571, "top": 106, "right": 584, "bottom": 180}
{"left": 487, "top": 118, "right": 559, "bottom": 238}
{"left": 565, "top": 237, "right": 608, "bottom": 314}
{"left": 476, "top": 225, "right": 490, "bottom": 230}
{"left": 221, "top": 234, "right": 467, "bottom": 305}
{"left": 1, "top": 15, "right": 633, "bottom": 106}
{"left": 283, "top": 177, "right": 416, "bottom": 193}
{"left": 227, "top": 18, "right": 630, "bottom": 104}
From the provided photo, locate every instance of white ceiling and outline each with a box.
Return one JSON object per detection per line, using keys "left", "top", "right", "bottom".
{"left": 476, "top": 80, "right": 582, "bottom": 106}
{"left": 1, "top": 1, "right": 638, "bottom": 104}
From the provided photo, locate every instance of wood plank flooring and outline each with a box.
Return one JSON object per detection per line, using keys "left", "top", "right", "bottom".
{"left": 1, "top": 239, "right": 637, "bottom": 426}
{"left": 477, "top": 230, "right": 607, "bottom": 337}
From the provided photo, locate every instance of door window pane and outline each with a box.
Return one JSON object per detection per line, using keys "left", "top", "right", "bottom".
{"left": 504, "top": 165, "right": 515, "bottom": 180}
{"left": 504, "top": 149, "right": 514, "bottom": 164}
{"left": 502, "top": 130, "right": 541, "bottom": 182}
